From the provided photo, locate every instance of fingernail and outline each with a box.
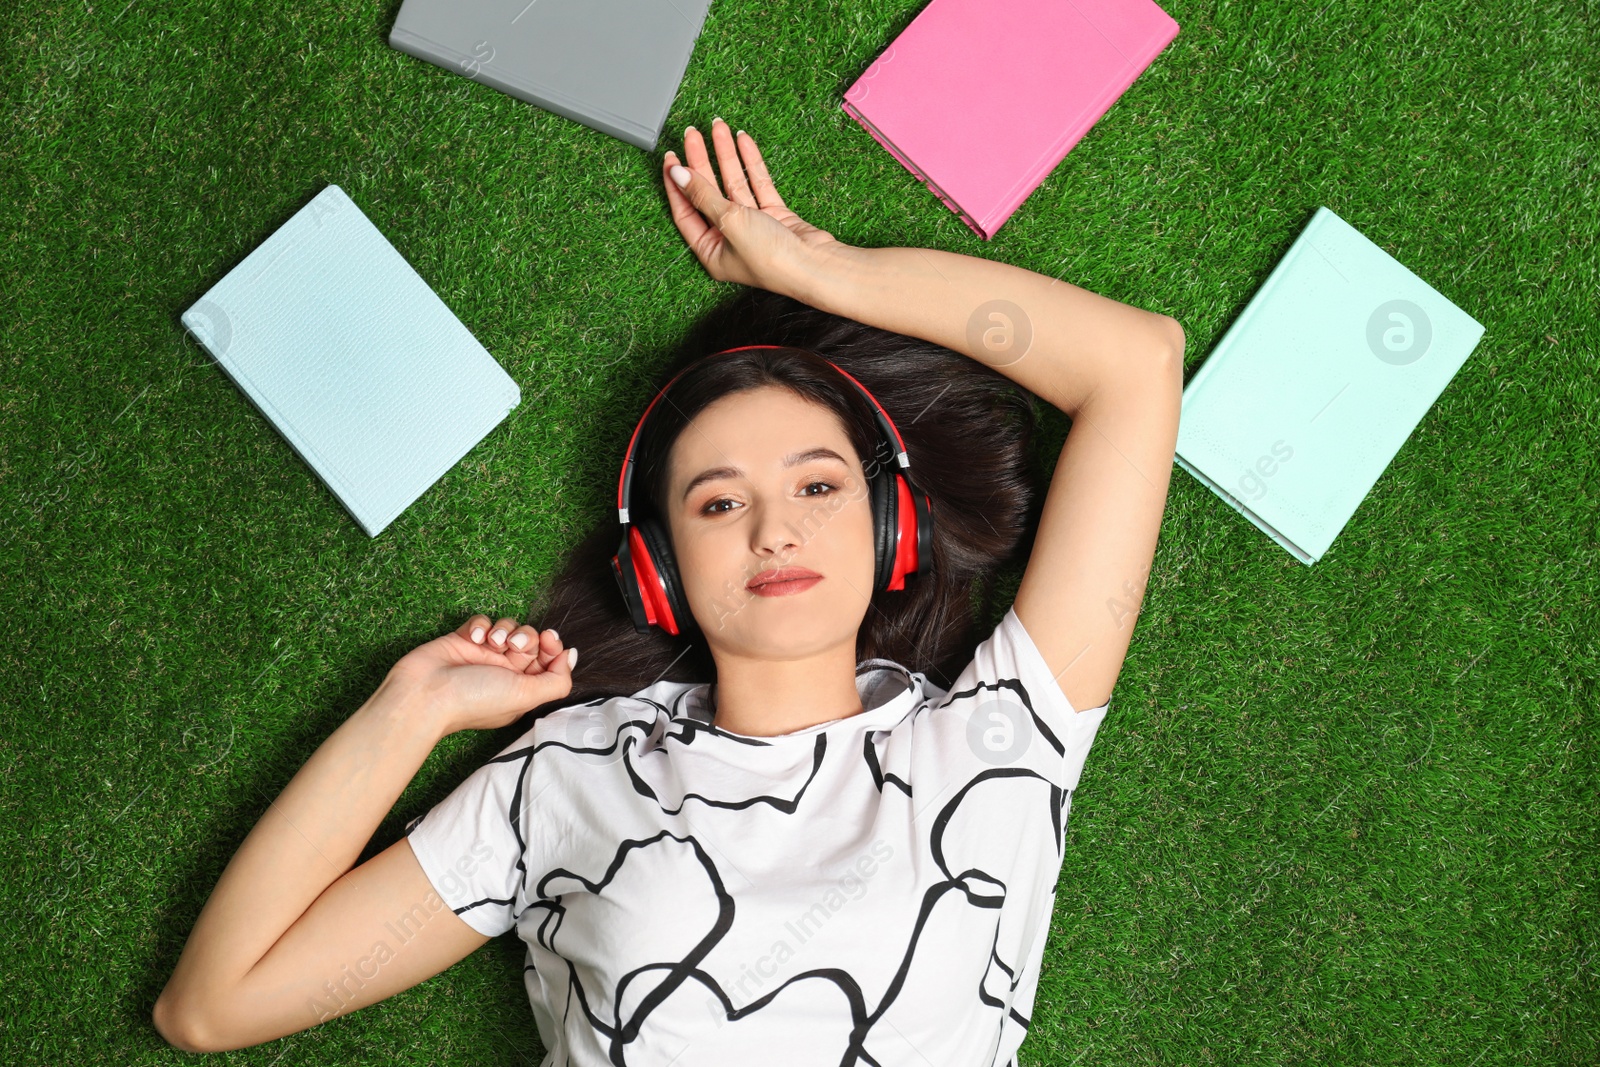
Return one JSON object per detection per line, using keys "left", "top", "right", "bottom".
{"left": 669, "top": 165, "right": 690, "bottom": 188}
{"left": 712, "top": 115, "right": 723, "bottom": 125}
{"left": 490, "top": 629, "right": 506, "bottom": 644}
{"left": 685, "top": 124, "right": 695, "bottom": 138}
{"left": 567, "top": 648, "right": 579, "bottom": 669}
{"left": 471, "top": 626, "right": 485, "bottom": 643}
{"left": 510, "top": 633, "right": 529, "bottom": 649}
{"left": 548, "top": 629, "right": 560, "bottom": 642}
{"left": 735, "top": 129, "right": 745, "bottom": 138}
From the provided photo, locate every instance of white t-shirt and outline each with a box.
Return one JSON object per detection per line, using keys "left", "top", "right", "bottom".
{"left": 406, "top": 604, "right": 1108, "bottom": 1067}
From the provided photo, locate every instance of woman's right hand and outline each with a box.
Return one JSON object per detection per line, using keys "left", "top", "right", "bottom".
{"left": 383, "top": 615, "right": 576, "bottom": 737}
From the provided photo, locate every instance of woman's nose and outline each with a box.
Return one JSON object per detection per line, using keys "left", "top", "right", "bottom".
{"left": 750, "top": 501, "right": 804, "bottom": 557}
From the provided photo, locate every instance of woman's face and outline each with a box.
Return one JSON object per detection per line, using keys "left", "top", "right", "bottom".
{"left": 663, "top": 385, "right": 877, "bottom": 660}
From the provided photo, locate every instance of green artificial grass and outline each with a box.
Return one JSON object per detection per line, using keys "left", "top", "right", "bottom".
{"left": 2, "top": 0, "right": 1595, "bottom": 1063}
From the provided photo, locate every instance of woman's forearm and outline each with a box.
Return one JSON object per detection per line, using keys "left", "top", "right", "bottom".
{"left": 784, "top": 243, "right": 1182, "bottom": 415}
{"left": 160, "top": 677, "right": 443, "bottom": 1001}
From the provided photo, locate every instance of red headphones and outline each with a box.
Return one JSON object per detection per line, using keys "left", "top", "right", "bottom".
{"left": 610, "top": 345, "right": 935, "bottom": 636}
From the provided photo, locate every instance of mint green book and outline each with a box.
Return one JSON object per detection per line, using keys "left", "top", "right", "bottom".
{"left": 1175, "top": 206, "right": 1485, "bottom": 564}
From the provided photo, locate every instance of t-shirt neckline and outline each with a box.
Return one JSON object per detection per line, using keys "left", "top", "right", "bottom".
{"left": 672, "top": 658, "right": 921, "bottom": 741}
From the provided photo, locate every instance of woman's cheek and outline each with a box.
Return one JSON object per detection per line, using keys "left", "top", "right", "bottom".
{"left": 682, "top": 530, "right": 747, "bottom": 615}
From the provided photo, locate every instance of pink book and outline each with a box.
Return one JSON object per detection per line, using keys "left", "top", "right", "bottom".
{"left": 842, "top": 0, "right": 1180, "bottom": 240}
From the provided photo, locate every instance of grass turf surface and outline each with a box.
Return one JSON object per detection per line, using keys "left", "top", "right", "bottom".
{"left": 2, "top": 0, "right": 1596, "bottom": 1063}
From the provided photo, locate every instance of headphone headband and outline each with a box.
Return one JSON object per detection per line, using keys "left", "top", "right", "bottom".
{"left": 612, "top": 344, "right": 933, "bottom": 635}
{"left": 615, "top": 346, "right": 787, "bottom": 523}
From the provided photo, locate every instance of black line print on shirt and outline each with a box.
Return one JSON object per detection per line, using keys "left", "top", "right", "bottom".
{"left": 423, "top": 659, "right": 1072, "bottom": 1066}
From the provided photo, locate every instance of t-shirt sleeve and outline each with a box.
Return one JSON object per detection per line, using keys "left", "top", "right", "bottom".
{"left": 940, "top": 603, "right": 1110, "bottom": 794}
{"left": 403, "top": 727, "right": 543, "bottom": 938}
{"left": 906, "top": 604, "right": 1110, "bottom": 1061}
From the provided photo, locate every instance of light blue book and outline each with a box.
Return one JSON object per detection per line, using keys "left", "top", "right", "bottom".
{"left": 1175, "top": 206, "right": 1485, "bottom": 564}
{"left": 182, "top": 184, "right": 520, "bottom": 537}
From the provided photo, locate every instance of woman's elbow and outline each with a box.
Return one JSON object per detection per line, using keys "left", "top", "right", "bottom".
{"left": 152, "top": 987, "right": 224, "bottom": 1054}
{"left": 1158, "top": 315, "right": 1186, "bottom": 363}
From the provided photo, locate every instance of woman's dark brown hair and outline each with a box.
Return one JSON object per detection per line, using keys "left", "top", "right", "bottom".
{"left": 518, "top": 287, "right": 1041, "bottom": 720}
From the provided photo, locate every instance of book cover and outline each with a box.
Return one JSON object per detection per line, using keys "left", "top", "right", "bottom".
{"left": 1175, "top": 206, "right": 1486, "bottom": 564}
{"left": 388, "top": 0, "right": 714, "bottom": 151}
{"left": 181, "top": 184, "right": 521, "bottom": 537}
{"left": 842, "top": 0, "right": 1180, "bottom": 239}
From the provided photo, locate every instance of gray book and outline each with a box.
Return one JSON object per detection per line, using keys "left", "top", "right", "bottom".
{"left": 389, "top": 0, "right": 715, "bottom": 150}
{"left": 182, "top": 185, "right": 521, "bottom": 537}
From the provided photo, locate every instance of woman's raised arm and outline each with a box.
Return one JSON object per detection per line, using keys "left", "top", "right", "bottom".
{"left": 782, "top": 240, "right": 1184, "bottom": 714}
{"left": 663, "top": 118, "right": 1183, "bottom": 712}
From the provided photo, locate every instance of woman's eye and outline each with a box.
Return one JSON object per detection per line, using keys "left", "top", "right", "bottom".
{"left": 701, "top": 482, "right": 837, "bottom": 515}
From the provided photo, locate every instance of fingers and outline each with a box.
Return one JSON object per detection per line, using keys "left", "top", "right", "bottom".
{"left": 480, "top": 616, "right": 518, "bottom": 649}
{"left": 545, "top": 630, "right": 578, "bottom": 674}
{"left": 668, "top": 135, "right": 732, "bottom": 229}
{"left": 504, "top": 622, "right": 541, "bottom": 652}
{"left": 460, "top": 615, "right": 578, "bottom": 673}
{"left": 519, "top": 627, "right": 577, "bottom": 675}
{"left": 707, "top": 117, "right": 757, "bottom": 208}
{"left": 731, "top": 128, "right": 790, "bottom": 214}
{"left": 668, "top": 122, "right": 783, "bottom": 217}
{"left": 663, "top": 149, "right": 713, "bottom": 248}
{"left": 682, "top": 123, "right": 716, "bottom": 185}
{"left": 461, "top": 615, "right": 543, "bottom": 653}
{"left": 531, "top": 626, "right": 563, "bottom": 668}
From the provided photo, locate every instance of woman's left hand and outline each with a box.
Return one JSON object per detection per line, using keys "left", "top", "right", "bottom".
{"left": 663, "top": 118, "right": 852, "bottom": 294}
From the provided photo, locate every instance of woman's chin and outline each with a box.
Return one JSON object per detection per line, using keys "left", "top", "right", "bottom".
{"left": 706, "top": 609, "right": 854, "bottom": 658}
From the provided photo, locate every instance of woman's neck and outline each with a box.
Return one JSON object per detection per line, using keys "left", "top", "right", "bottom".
{"left": 708, "top": 639, "right": 865, "bottom": 737}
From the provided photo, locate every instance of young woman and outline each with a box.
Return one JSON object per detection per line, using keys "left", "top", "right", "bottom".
{"left": 153, "top": 118, "right": 1184, "bottom": 1064}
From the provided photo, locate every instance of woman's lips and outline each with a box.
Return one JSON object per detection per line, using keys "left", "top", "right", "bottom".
{"left": 748, "top": 567, "right": 823, "bottom": 597}
{"left": 750, "top": 577, "right": 822, "bottom": 597}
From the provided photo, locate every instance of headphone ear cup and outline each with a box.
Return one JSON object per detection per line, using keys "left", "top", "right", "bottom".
{"left": 910, "top": 482, "right": 935, "bottom": 580}
{"left": 635, "top": 515, "right": 695, "bottom": 636}
{"left": 613, "top": 533, "right": 650, "bottom": 633}
{"left": 881, "top": 474, "right": 936, "bottom": 591}
{"left": 868, "top": 457, "right": 896, "bottom": 591}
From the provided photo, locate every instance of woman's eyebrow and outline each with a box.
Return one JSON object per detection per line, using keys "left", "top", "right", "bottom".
{"left": 681, "top": 446, "right": 849, "bottom": 502}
